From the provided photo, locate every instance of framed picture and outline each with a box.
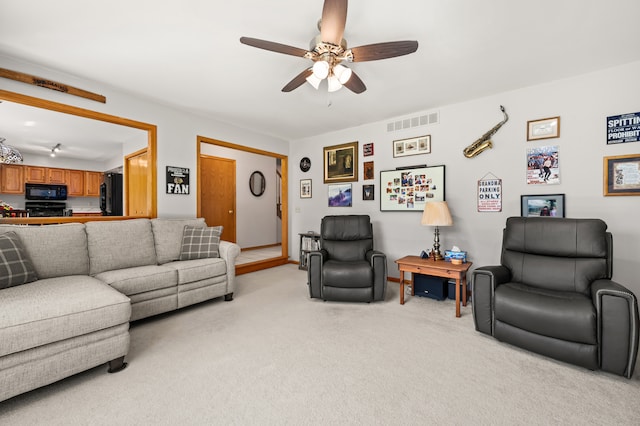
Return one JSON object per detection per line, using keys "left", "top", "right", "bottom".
{"left": 363, "top": 142, "right": 374, "bottom": 156}
{"left": 606, "top": 112, "right": 640, "bottom": 144}
{"left": 363, "top": 161, "right": 374, "bottom": 180}
{"left": 527, "top": 116, "right": 560, "bottom": 141}
{"left": 328, "top": 183, "right": 352, "bottom": 207}
{"left": 323, "top": 141, "right": 358, "bottom": 183}
{"left": 526, "top": 145, "right": 559, "bottom": 185}
{"left": 520, "top": 194, "right": 565, "bottom": 217}
{"left": 300, "top": 179, "right": 312, "bottom": 198}
{"left": 603, "top": 154, "right": 640, "bottom": 196}
{"left": 393, "top": 135, "right": 431, "bottom": 158}
{"left": 363, "top": 185, "right": 375, "bottom": 200}
{"left": 379, "top": 165, "right": 445, "bottom": 211}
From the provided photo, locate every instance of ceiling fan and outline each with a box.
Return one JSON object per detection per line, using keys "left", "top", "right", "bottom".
{"left": 240, "top": 0, "right": 418, "bottom": 94}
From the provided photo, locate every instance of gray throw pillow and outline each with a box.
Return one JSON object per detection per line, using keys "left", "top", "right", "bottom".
{"left": 179, "top": 225, "right": 223, "bottom": 260}
{"left": 0, "top": 231, "right": 38, "bottom": 289}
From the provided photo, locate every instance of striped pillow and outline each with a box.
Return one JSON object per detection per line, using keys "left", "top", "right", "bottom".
{"left": 179, "top": 225, "right": 223, "bottom": 260}
{"left": 0, "top": 231, "right": 38, "bottom": 289}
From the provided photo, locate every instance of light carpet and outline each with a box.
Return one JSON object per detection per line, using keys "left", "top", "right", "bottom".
{"left": 1, "top": 264, "right": 639, "bottom": 425}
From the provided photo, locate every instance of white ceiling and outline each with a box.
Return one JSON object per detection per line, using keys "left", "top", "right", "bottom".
{"left": 1, "top": 0, "right": 640, "bottom": 148}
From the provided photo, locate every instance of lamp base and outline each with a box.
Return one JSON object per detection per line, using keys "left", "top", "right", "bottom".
{"left": 430, "top": 250, "right": 444, "bottom": 261}
{"left": 431, "top": 225, "right": 444, "bottom": 261}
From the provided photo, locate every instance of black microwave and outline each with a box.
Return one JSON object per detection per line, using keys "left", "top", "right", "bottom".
{"left": 25, "top": 183, "right": 68, "bottom": 201}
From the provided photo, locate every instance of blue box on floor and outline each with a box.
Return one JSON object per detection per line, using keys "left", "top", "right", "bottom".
{"left": 414, "top": 274, "right": 448, "bottom": 301}
{"left": 447, "top": 280, "right": 469, "bottom": 302}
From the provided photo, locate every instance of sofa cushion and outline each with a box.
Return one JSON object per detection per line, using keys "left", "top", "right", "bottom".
{"left": 0, "top": 231, "right": 38, "bottom": 289}
{"left": 94, "top": 264, "right": 177, "bottom": 296}
{"left": 86, "top": 219, "right": 157, "bottom": 275}
{"left": 165, "top": 258, "right": 227, "bottom": 284}
{"left": 179, "top": 225, "right": 222, "bottom": 260}
{"left": 0, "top": 223, "right": 89, "bottom": 278}
{"left": 0, "top": 275, "right": 131, "bottom": 357}
{"left": 151, "top": 218, "right": 206, "bottom": 264}
{"left": 494, "top": 282, "right": 597, "bottom": 344}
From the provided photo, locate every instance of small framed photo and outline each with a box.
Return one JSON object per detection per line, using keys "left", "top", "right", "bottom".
{"left": 323, "top": 141, "right": 358, "bottom": 183}
{"left": 393, "top": 135, "right": 431, "bottom": 158}
{"left": 603, "top": 154, "right": 640, "bottom": 196}
{"left": 300, "top": 179, "right": 312, "bottom": 198}
{"left": 363, "top": 161, "right": 374, "bottom": 180}
{"left": 328, "top": 183, "right": 352, "bottom": 207}
{"left": 363, "top": 143, "right": 374, "bottom": 156}
{"left": 520, "top": 193, "right": 565, "bottom": 217}
{"left": 527, "top": 116, "right": 560, "bottom": 141}
{"left": 363, "top": 185, "right": 375, "bottom": 200}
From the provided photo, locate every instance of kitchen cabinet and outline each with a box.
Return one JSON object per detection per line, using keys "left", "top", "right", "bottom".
{"left": 0, "top": 164, "right": 25, "bottom": 194}
{"left": 25, "top": 166, "right": 46, "bottom": 183}
{"left": 67, "top": 169, "right": 85, "bottom": 196}
{"left": 84, "top": 171, "right": 101, "bottom": 197}
{"left": 25, "top": 166, "right": 68, "bottom": 184}
{"left": 47, "top": 168, "right": 68, "bottom": 184}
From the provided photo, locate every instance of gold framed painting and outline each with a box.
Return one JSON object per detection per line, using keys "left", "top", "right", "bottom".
{"left": 527, "top": 116, "right": 560, "bottom": 141}
{"left": 323, "top": 141, "right": 358, "bottom": 183}
{"left": 603, "top": 154, "right": 640, "bottom": 196}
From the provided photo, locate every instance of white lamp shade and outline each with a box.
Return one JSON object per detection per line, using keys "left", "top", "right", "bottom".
{"left": 312, "top": 60, "right": 330, "bottom": 79}
{"left": 306, "top": 73, "right": 322, "bottom": 90}
{"left": 333, "top": 64, "right": 352, "bottom": 84}
{"left": 421, "top": 201, "right": 453, "bottom": 226}
{"left": 327, "top": 75, "right": 343, "bottom": 92}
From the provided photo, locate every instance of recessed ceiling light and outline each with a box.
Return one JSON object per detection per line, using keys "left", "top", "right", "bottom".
{"left": 24, "top": 121, "right": 36, "bottom": 127}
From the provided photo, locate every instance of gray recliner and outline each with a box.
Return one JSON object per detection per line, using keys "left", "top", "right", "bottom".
{"left": 307, "top": 215, "right": 387, "bottom": 302}
{"left": 472, "top": 217, "right": 639, "bottom": 378}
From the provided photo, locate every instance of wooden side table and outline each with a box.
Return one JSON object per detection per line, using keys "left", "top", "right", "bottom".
{"left": 395, "top": 255, "right": 472, "bottom": 318}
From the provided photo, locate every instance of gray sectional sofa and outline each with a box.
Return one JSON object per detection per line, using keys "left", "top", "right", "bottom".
{"left": 0, "top": 218, "right": 240, "bottom": 402}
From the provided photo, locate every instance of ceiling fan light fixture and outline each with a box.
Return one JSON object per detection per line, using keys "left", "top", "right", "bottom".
{"left": 306, "top": 73, "right": 322, "bottom": 90}
{"left": 333, "top": 64, "right": 352, "bottom": 84}
{"left": 312, "top": 60, "right": 330, "bottom": 79}
{"left": 327, "top": 75, "right": 343, "bottom": 92}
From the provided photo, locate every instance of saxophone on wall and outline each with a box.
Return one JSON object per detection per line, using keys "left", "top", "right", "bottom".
{"left": 463, "top": 105, "right": 509, "bottom": 158}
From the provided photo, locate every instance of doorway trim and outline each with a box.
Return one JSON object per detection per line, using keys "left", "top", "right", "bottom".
{"left": 197, "top": 135, "right": 288, "bottom": 275}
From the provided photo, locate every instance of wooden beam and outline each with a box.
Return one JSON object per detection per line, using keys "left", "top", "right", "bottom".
{"left": 0, "top": 67, "right": 106, "bottom": 103}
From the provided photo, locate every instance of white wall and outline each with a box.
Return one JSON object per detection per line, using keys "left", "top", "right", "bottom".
{"left": 0, "top": 54, "right": 290, "bottom": 219}
{"left": 201, "top": 143, "right": 280, "bottom": 248}
{"left": 289, "top": 60, "right": 640, "bottom": 297}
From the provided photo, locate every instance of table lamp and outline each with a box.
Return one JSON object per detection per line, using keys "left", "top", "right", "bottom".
{"left": 421, "top": 201, "right": 453, "bottom": 261}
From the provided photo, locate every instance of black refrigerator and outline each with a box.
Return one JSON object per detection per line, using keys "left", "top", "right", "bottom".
{"left": 100, "top": 173, "right": 123, "bottom": 216}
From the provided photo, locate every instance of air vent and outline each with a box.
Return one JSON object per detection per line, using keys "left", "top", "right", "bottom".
{"left": 387, "top": 110, "right": 440, "bottom": 132}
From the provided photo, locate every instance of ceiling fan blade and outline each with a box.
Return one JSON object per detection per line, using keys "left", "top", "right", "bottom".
{"left": 320, "top": 0, "right": 348, "bottom": 45}
{"left": 282, "top": 69, "right": 314, "bottom": 92}
{"left": 343, "top": 70, "right": 366, "bottom": 94}
{"left": 349, "top": 41, "right": 419, "bottom": 62}
{"left": 240, "top": 37, "right": 309, "bottom": 57}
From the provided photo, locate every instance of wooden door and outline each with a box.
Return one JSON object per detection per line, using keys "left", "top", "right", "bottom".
{"left": 200, "top": 155, "right": 236, "bottom": 243}
{"left": 125, "top": 149, "right": 149, "bottom": 216}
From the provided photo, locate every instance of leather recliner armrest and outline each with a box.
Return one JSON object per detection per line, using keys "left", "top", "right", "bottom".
{"left": 307, "top": 249, "right": 327, "bottom": 299}
{"left": 367, "top": 250, "right": 387, "bottom": 301}
{"left": 591, "top": 279, "right": 640, "bottom": 378}
{"left": 471, "top": 265, "right": 511, "bottom": 336}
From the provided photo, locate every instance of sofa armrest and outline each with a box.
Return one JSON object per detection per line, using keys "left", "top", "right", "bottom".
{"left": 219, "top": 240, "right": 241, "bottom": 294}
{"left": 367, "top": 250, "right": 387, "bottom": 301}
{"left": 307, "top": 249, "right": 327, "bottom": 298}
{"left": 471, "top": 265, "right": 511, "bottom": 336}
{"left": 591, "top": 279, "right": 639, "bottom": 378}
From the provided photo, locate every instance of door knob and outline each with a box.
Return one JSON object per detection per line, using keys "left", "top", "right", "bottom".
{"left": 229, "top": 210, "right": 234, "bottom": 214}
